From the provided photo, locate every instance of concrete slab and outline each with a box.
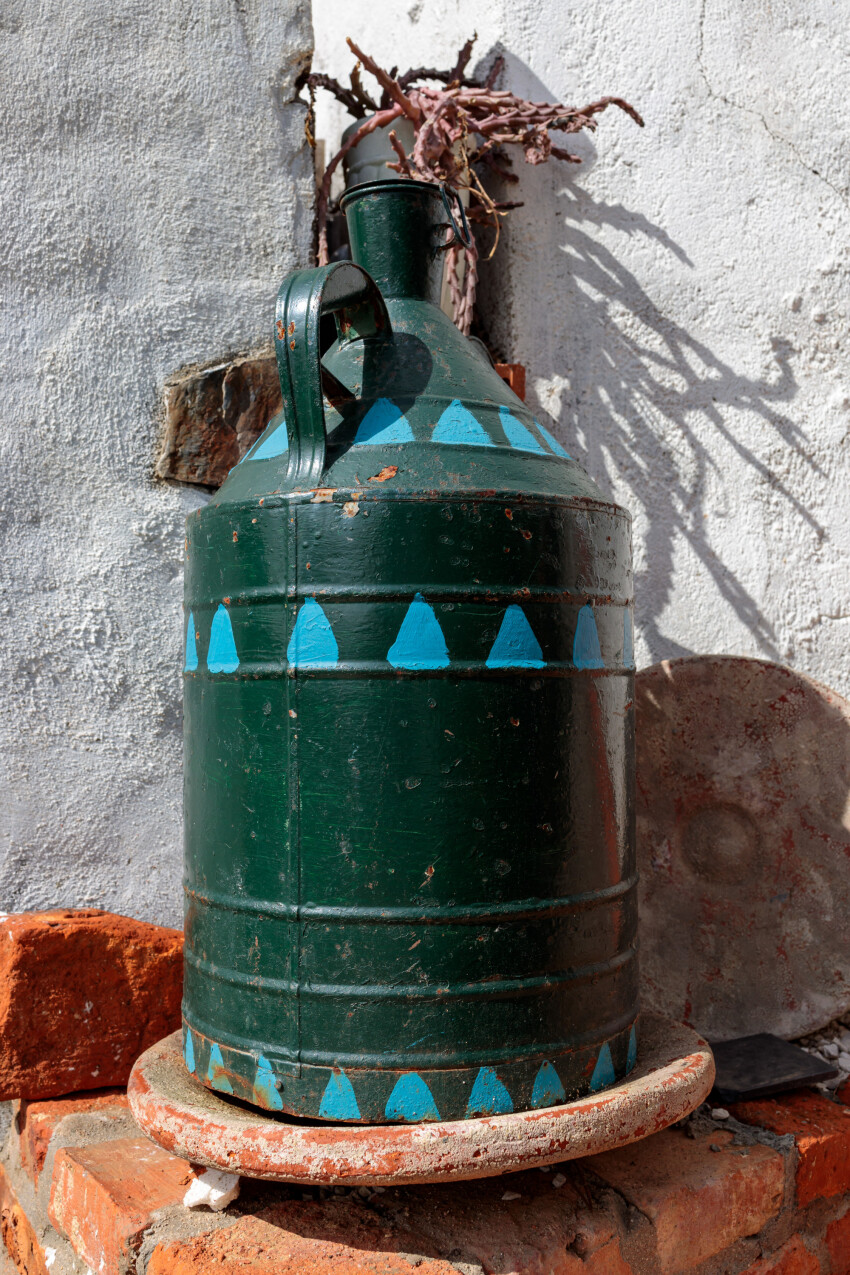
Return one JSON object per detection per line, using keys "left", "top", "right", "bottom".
{"left": 127, "top": 1013, "right": 712, "bottom": 1186}
{"left": 636, "top": 656, "right": 850, "bottom": 1041}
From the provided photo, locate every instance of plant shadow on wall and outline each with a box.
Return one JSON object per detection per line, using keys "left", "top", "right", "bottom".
{"left": 475, "top": 53, "right": 822, "bottom": 666}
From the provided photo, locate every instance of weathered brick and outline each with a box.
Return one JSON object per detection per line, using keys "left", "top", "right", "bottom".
{"left": 49, "top": 1136, "right": 193, "bottom": 1272}
{"left": 0, "top": 1162, "right": 48, "bottom": 1275}
{"left": 837, "top": 1080, "right": 850, "bottom": 1108}
{"left": 381, "top": 1169, "right": 631, "bottom": 1275}
{"left": 0, "top": 909, "right": 182, "bottom": 1101}
{"left": 732, "top": 1092, "right": 850, "bottom": 1206}
{"left": 585, "top": 1127, "right": 784, "bottom": 1272}
{"left": 825, "top": 1207, "right": 850, "bottom": 1275}
{"left": 494, "top": 362, "right": 526, "bottom": 401}
{"left": 18, "top": 1089, "right": 128, "bottom": 1183}
{"left": 740, "top": 1235, "right": 820, "bottom": 1275}
{"left": 146, "top": 1205, "right": 461, "bottom": 1275}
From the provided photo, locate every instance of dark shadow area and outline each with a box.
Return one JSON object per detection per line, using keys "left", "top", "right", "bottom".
{"left": 474, "top": 48, "right": 823, "bottom": 666}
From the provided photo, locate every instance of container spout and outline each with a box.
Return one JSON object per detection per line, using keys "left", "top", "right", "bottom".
{"left": 341, "top": 179, "right": 450, "bottom": 305}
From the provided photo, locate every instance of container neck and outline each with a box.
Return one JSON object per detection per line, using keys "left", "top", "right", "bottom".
{"left": 342, "top": 182, "right": 448, "bottom": 306}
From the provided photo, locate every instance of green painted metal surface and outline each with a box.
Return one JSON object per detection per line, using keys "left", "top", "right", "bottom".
{"left": 182, "top": 180, "right": 638, "bottom": 1123}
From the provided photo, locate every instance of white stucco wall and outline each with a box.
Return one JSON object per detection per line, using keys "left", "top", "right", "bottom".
{"left": 0, "top": 0, "right": 313, "bottom": 925}
{"left": 313, "top": 1, "right": 850, "bottom": 688}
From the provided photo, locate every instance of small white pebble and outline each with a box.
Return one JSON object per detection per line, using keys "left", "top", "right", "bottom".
{"left": 538, "top": 1165, "right": 551, "bottom": 1173}
{"left": 183, "top": 1168, "right": 241, "bottom": 1212}
{"left": 358, "top": 1186, "right": 372, "bottom": 1198}
{"left": 711, "top": 1108, "right": 730, "bottom": 1120}
{"left": 44, "top": 1250, "right": 56, "bottom": 1270}
{"left": 502, "top": 1190, "right": 521, "bottom": 1201}
{"left": 838, "top": 1052, "right": 850, "bottom": 1070}
{"left": 823, "top": 1043, "right": 840, "bottom": 1059}
{"left": 552, "top": 1173, "right": 567, "bottom": 1189}
{"left": 838, "top": 1031, "right": 850, "bottom": 1051}
{"left": 372, "top": 1185, "right": 386, "bottom": 1193}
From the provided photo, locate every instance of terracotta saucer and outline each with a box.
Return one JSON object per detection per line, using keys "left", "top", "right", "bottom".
{"left": 636, "top": 656, "right": 850, "bottom": 1040}
{"left": 128, "top": 1013, "right": 713, "bottom": 1186}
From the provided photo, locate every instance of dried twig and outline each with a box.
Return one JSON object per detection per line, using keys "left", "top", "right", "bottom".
{"left": 313, "top": 36, "right": 643, "bottom": 332}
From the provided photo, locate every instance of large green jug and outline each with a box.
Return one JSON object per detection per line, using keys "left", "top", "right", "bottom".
{"left": 182, "top": 179, "right": 638, "bottom": 1122}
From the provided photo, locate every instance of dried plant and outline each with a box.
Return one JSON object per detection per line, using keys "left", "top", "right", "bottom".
{"left": 308, "top": 37, "right": 643, "bottom": 334}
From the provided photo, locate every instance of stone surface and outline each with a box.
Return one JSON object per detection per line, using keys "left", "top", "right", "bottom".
{"left": 0, "top": 0, "right": 313, "bottom": 928}
{"left": 18, "top": 1090, "right": 129, "bottom": 1183}
{"left": 314, "top": 0, "right": 850, "bottom": 702}
{"left": 129, "top": 1014, "right": 713, "bottom": 1186}
{"left": 741, "top": 1236, "right": 821, "bottom": 1275}
{"left": 732, "top": 1091, "right": 850, "bottom": 1207}
{"left": 156, "top": 355, "right": 282, "bottom": 488}
{"left": 635, "top": 656, "right": 850, "bottom": 1040}
{"left": 0, "top": 910, "right": 182, "bottom": 1100}
{"left": 586, "top": 1126, "right": 785, "bottom": 1272}
{"left": 49, "top": 1137, "right": 195, "bottom": 1273}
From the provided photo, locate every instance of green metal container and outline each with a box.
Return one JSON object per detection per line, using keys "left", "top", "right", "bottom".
{"left": 182, "top": 180, "right": 638, "bottom": 1123}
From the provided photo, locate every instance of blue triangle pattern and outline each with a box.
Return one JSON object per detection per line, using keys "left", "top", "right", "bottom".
{"left": 184, "top": 613, "right": 198, "bottom": 672}
{"left": 354, "top": 398, "right": 414, "bottom": 445}
{"left": 623, "top": 609, "right": 634, "bottom": 669}
{"left": 385, "top": 1073, "right": 440, "bottom": 1121}
{"left": 207, "top": 1042, "right": 233, "bottom": 1094}
{"left": 466, "top": 1066, "right": 513, "bottom": 1117}
{"left": 183, "top": 1029, "right": 195, "bottom": 1075}
{"left": 287, "top": 598, "right": 339, "bottom": 667}
{"left": 249, "top": 415, "right": 289, "bottom": 460}
{"left": 432, "top": 399, "right": 495, "bottom": 447}
{"left": 499, "top": 406, "right": 545, "bottom": 454}
{"left": 573, "top": 605, "right": 604, "bottom": 670}
{"left": 532, "top": 419, "right": 571, "bottom": 458}
{"left": 387, "top": 593, "right": 450, "bottom": 670}
{"left": 531, "top": 1061, "right": 566, "bottom": 1109}
{"left": 627, "top": 1024, "right": 637, "bottom": 1073}
{"left": 319, "top": 1070, "right": 361, "bottom": 1120}
{"left": 486, "top": 605, "right": 545, "bottom": 669}
{"left": 589, "top": 1042, "right": 616, "bottom": 1093}
{"left": 207, "top": 604, "right": 240, "bottom": 673}
{"left": 254, "top": 1053, "right": 283, "bottom": 1111}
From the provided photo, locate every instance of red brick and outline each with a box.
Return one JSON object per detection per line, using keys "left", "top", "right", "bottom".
{"left": 18, "top": 1089, "right": 128, "bottom": 1183}
{"left": 741, "top": 1235, "right": 821, "bottom": 1275}
{"left": 494, "top": 362, "right": 527, "bottom": 401}
{"left": 147, "top": 1206, "right": 461, "bottom": 1275}
{"left": 580, "top": 1237, "right": 634, "bottom": 1274}
{"left": 49, "top": 1136, "right": 193, "bottom": 1272}
{"left": 732, "top": 1092, "right": 850, "bottom": 1207}
{"left": 826, "top": 1208, "right": 850, "bottom": 1275}
{"left": 0, "top": 1162, "right": 49, "bottom": 1275}
{"left": 0, "top": 909, "right": 182, "bottom": 1100}
{"left": 837, "top": 1081, "right": 850, "bottom": 1108}
{"left": 585, "top": 1127, "right": 784, "bottom": 1272}
{"left": 381, "top": 1170, "right": 626, "bottom": 1275}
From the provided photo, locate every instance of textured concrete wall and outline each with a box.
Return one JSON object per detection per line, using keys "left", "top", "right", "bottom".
{"left": 0, "top": 0, "right": 313, "bottom": 924}
{"left": 313, "top": 1, "right": 850, "bottom": 689}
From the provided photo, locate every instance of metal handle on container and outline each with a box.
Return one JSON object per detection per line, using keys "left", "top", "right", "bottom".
{"left": 274, "top": 261, "right": 391, "bottom": 490}
{"left": 440, "top": 184, "right": 473, "bottom": 249}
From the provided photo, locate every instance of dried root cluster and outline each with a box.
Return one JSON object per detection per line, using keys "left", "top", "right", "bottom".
{"left": 309, "top": 37, "right": 643, "bottom": 333}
